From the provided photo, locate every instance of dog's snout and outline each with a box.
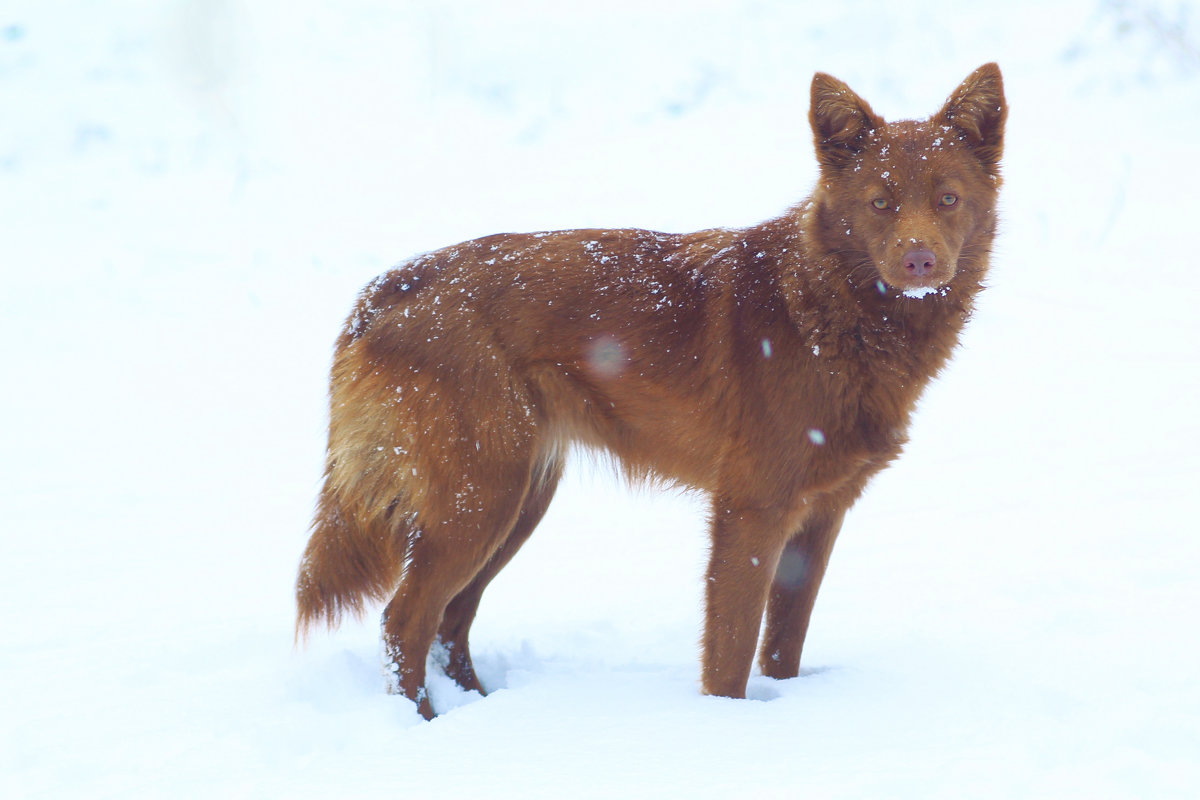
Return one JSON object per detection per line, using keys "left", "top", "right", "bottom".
{"left": 902, "top": 249, "right": 937, "bottom": 277}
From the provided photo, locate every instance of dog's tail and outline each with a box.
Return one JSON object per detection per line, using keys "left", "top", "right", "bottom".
{"left": 294, "top": 475, "right": 409, "bottom": 643}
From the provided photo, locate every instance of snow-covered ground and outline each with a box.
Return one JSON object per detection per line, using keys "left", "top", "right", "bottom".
{"left": 3, "top": 1, "right": 1198, "bottom": 796}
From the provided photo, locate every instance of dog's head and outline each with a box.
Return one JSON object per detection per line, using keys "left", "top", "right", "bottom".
{"left": 809, "top": 64, "right": 1007, "bottom": 296}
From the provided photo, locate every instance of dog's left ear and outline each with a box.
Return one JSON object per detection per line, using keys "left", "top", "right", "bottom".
{"left": 937, "top": 63, "right": 1006, "bottom": 173}
{"left": 810, "top": 72, "right": 885, "bottom": 169}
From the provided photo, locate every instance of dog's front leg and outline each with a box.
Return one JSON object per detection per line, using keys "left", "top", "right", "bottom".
{"left": 700, "top": 501, "right": 799, "bottom": 698}
{"left": 758, "top": 503, "right": 846, "bottom": 679}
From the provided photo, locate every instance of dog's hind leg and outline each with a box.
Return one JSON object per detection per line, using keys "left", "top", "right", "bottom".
{"left": 758, "top": 503, "right": 846, "bottom": 679}
{"left": 437, "top": 450, "right": 565, "bottom": 693}
{"left": 381, "top": 453, "right": 536, "bottom": 720}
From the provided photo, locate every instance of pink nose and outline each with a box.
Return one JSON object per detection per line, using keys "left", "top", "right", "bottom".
{"left": 903, "top": 249, "right": 937, "bottom": 277}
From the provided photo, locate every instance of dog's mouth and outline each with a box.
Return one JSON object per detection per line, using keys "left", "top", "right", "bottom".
{"left": 875, "top": 278, "right": 951, "bottom": 300}
{"left": 900, "top": 284, "right": 946, "bottom": 299}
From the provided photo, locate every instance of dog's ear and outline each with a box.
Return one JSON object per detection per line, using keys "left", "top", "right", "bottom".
{"left": 937, "top": 63, "right": 1006, "bottom": 173}
{"left": 810, "top": 73, "right": 884, "bottom": 169}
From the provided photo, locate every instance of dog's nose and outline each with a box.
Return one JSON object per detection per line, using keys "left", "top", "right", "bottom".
{"left": 902, "top": 249, "right": 937, "bottom": 277}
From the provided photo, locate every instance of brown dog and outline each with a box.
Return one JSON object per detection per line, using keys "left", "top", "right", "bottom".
{"left": 296, "top": 64, "right": 1006, "bottom": 719}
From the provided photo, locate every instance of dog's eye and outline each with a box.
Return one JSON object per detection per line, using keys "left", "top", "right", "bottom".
{"left": 871, "top": 199, "right": 889, "bottom": 210}
{"left": 939, "top": 193, "right": 958, "bottom": 207}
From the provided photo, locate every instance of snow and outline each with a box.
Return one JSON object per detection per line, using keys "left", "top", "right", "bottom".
{"left": 3, "top": 1, "right": 1199, "bottom": 797}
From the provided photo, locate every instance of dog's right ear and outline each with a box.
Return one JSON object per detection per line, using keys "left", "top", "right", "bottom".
{"left": 937, "top": 62, "right": 1006, "bottom": 175}
{"left": 810, "top": 73, "right": 883, "bottom": 169}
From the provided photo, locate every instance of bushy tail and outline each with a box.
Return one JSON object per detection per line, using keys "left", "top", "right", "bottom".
{"left": 294, "top": 483, "right": 407, "bottom": 643}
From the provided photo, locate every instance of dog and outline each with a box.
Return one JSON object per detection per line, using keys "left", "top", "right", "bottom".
{"left": 296, "top": 64, "right": 1006, "bottom": 719}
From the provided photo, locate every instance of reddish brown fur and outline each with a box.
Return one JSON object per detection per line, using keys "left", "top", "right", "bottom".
{"left": 296, "top": 64, "right": 1007, "bottom": 719}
